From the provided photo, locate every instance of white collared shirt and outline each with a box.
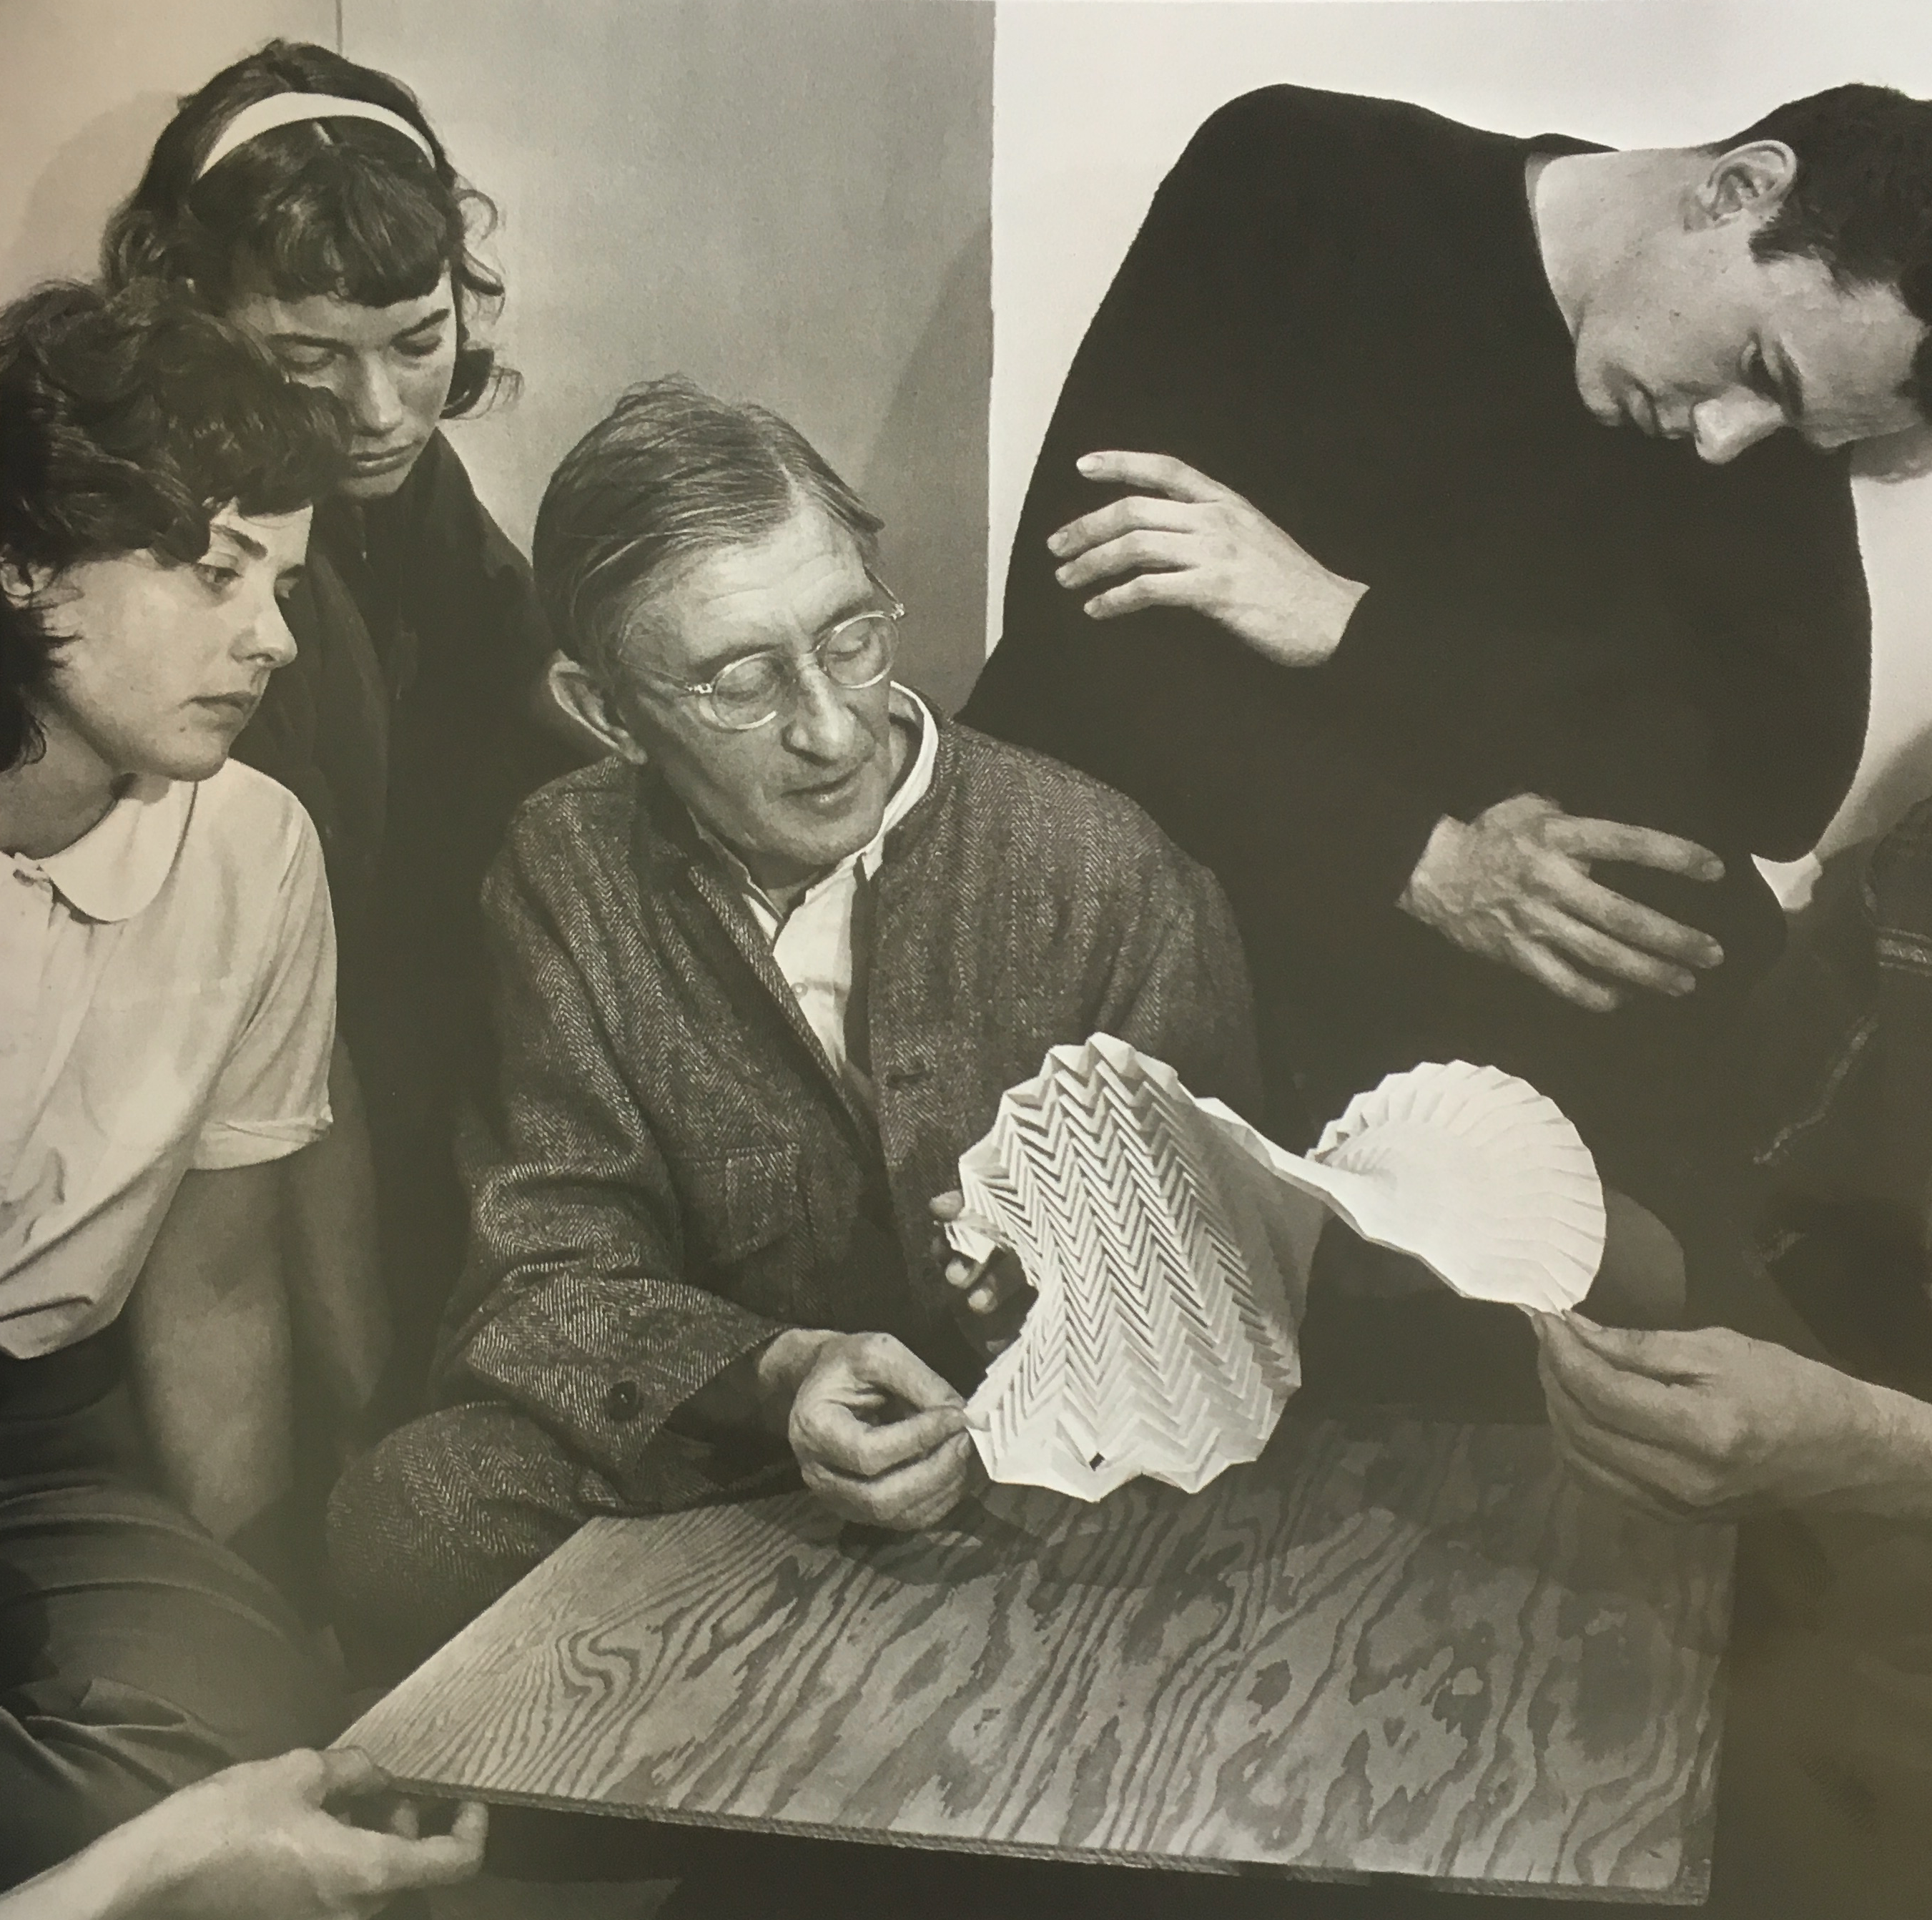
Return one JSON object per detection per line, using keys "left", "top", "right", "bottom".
{"left": 702, "top": 686, "right": 937, "bottom": 1110}
{"left": 0, "top": 761, "right": 336, "bottom": 1359}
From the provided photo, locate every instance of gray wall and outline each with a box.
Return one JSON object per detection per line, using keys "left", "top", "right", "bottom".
{"left": 343, "top": 0, "right": 995, "bottom": 711}
{"left": 1, "top": 0, "right": 335, "bottom": 295}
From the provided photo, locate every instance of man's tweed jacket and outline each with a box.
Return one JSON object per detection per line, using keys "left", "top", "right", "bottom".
{"left": 328, "top": 715, "right": 1261, "bottom": 1663}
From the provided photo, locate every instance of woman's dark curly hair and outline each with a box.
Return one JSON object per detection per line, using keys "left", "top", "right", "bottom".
{"left": 0, "top": 280, "right": 348, "bottom": 772}
{"left": 101, "top": 39, "right": 511, "bottom": 416}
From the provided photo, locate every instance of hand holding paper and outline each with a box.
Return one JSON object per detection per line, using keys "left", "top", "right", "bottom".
{"left": 947, "top": 1038, "right": 1605, "bottom": 1501}
{"left": 786, "top": 1332, "right": 976, "bottom": 1530}
{"left": 1533, "top": 1314, "right": 1921, "bottom": 1522}
{"left": 928, "top": 1191, "right": 1035, "bottom": 1357}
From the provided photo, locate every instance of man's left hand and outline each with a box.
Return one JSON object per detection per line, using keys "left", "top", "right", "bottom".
{"left": 1048, "top": 451, "right": 1366, "bottom": 668}
{"left": 928, "top": 1192, "right": 1034, "bottom": 1356}
{"left": 1533, "top": 1313, "right": 1905, "bottom": 1522}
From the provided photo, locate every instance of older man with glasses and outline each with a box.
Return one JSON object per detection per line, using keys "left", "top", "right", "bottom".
{"left": 325, "top": 377, "right": 1261, "bottom": 1675}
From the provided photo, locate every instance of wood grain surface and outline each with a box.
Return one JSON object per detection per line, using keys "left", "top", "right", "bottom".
{"left": 342, "top": 1414, "right": 1733, "bottom": 1902}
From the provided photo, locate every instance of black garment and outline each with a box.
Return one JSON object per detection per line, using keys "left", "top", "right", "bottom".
{"left": 235, "top": 432, "right": 578, "bottom": 1415}
{"left": 1744, "top": 798, "right": 1932, "bottom": 1390}
{"left": 963, "top": 86, "right": 1870, "bottom": 1289}
{"left": 0, "top": 1331, "right": 340, "bottom": 1889}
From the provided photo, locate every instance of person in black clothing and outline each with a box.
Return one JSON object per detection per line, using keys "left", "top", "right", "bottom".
{"left": 964, "top": 82, "right": 1931, "bottom": 1350}
{"left": 103, "top": 41, "right": 582, "bottom": 1432}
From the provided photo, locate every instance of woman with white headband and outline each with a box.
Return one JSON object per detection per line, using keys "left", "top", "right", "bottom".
{"left": 104, "top": 41, "right": 580, "bottom": 1444}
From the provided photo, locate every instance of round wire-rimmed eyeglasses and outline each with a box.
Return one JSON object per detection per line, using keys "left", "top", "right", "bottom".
{"left": 639, "top": 589, "right": 905, "bottom": 732}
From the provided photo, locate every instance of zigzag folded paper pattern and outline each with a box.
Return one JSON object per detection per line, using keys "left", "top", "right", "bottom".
{"left": 950, "top": 1037, "right": 1605, "bottom": 1501}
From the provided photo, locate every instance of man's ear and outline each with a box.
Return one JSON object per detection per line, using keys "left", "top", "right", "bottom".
{"left": 0, "top": 558, "right": 51, "bottom": 610}
{"left": 1696, "top": 139, "right": 1799, "bottom": 227}
{"left": 546, "top": 651, "right": 649, "bottom": 765}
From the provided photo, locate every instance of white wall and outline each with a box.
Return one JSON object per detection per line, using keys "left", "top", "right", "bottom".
{"left": 990, "top": 0, "right": 1932, "bottom": 856}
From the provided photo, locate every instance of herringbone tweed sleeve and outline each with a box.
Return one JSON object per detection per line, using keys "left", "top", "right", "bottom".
{"left": 435, "top": 809, "right": 788, "bottom": 1504}
{"left": 1085, "top": 802, "right": 1263, "bottom": 1123}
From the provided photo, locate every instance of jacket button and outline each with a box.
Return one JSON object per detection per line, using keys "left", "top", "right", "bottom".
{"left": 603, "top": 1379, "right": 642, "bottom": 1422}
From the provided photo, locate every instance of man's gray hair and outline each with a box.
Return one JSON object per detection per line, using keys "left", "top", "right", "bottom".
{"left": 532, "top": 375, "right": 884, "bottom": 674}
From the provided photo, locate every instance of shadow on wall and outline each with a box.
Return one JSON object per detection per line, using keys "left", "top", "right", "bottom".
{"left": 1854, "top": 425, "right": 1932, "bottom": 486}
{"left": 1838, "top": 714, "right": 1932, "bottom": 851}
{"left": 1844, "top": 431, "right": 1932, "bottom": 847}
{"left": 862, "top": 217, "right": 993, "bottom": 718}
{"left": 0, "top": 94, "right": 179, "bottom": 297}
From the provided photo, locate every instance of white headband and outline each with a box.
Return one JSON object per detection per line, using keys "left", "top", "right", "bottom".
{"left": 196, "top": 93, "right": 435, "bottom": 181}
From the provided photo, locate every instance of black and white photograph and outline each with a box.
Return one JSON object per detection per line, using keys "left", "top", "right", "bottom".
{"left": 4, "top": 2, "right": 1932, "bottom": 1915}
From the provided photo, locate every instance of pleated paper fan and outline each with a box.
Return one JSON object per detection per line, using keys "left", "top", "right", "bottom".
{"left": 1286, "top": 1061, "right": 1605, "bottom": 1313}
{"left": 957, "top": 1035, "right": 1302, "bottom": 1500}
{"left": 950, "top": 1040, "right": 1605, "bottom": 1502}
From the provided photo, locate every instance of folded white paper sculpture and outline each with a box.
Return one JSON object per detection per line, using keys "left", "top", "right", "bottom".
{"left": 950, "top": 1038, "right": 1605, "bottom": 1501}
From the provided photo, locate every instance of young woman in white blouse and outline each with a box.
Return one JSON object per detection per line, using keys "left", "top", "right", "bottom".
{"left": 0, "top": 280, "right": 350, "bottom": 1884}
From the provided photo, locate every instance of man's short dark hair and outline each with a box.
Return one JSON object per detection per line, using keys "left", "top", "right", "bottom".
{"left": 0, "top": 280, "right": 346, "bottom": 772}
{"left": 532, "top": 375, "right": 884, "bottom": 676}
{"left": 1719, "top": 82, "right": 1932, "bottom": 419}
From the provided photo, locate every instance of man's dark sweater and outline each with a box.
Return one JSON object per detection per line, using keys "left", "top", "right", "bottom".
{"left": 964, "top": 84, "right": 1870, "bottom": 1286}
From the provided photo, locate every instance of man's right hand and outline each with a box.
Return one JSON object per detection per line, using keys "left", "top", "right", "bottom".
{"left": 1396, "top": 793, "right": 1725, "bottom": 1013}
{"left": 777, "top": 1331, "right": 976, "bottom": 1530}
